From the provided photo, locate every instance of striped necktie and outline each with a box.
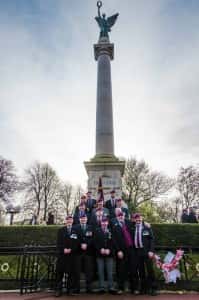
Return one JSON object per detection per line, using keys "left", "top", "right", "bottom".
{"left": 67, "top": 226, "right": 71, "bottom": 235}
{"left": 111, "top": 198, "right": 115, "bottom": 207}
{"left": 82, "top": 224, "right": 86, "bottom": 232}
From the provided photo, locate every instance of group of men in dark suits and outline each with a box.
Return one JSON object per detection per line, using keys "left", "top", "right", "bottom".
{"left": 181, "top": 207, "right": 198, "bottom": 223}
{"left": 55, "top": 190, "right": 157, "bottom": 297}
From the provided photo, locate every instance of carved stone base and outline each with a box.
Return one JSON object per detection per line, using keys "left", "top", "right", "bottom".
{"left": 84, "top": 156, "right": 125, "bottom": 200}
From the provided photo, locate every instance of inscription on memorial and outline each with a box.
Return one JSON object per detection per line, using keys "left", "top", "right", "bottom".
{"left": 87, "top": 170, "right": 122, "bottom": 199}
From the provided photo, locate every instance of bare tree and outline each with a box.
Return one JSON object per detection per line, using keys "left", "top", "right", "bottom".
{"left": 172, "top": 197, "right": 183, "bottom": 223}
{"left": 41, "top": 163, "right": 60, "bottom": 221}
{"left": 59, "top": 182, "right": 73, "bottom": 215}
{"left": 155, "top": 197, "right": 183, "bottom": 223}
{"left": 0, "top": 156, "right": 18, "bottom": 204}
{"left": 72, "top": 185, "right": 84, "bottom": 213}
{"left": 22, "top": 162, "right": 43, "bottom": 217}
{"left": 177, "top": 166, "right": 199, "bottom": 208}
{"left": 122, "top": 157, "right": 174, "bottom": 210}
{"left": 22, "top": 161, "right": 60, "bottom": 221}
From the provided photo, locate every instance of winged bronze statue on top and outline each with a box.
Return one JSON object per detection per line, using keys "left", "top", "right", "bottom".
{"left": 95, "top": 1, "right": 119, "bottom": 39}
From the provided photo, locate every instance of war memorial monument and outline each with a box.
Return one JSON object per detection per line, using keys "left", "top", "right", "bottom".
{"left": 84, "top": 1, "right": 125, "bottom": 199}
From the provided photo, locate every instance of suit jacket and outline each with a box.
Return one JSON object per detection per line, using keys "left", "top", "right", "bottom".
{"left": 105, "top": 198, "right": 117, "bottom": 219}
{"left": 86, "top": 198, "right": 96, "bottom": 213}
{"left": 188, "top": 212, "right": 198, "bottom": 223}
{"left": 111, "top": 219, "right": 133, "bottom": 252}
{"left": 133, "top": 222, "right": 155, "bottom": 253}
{"left": 121, "top": 207, "right": 129, "bottom": 219}
{"left": 110, "top": 207, "right": 130, "bottom": 221}
{"left": 73, "top": 208, "right": 90, "bottom": 224}
{"left": 56, "top": 225, "right": 80, "bottom": 256}
{"left": 89, "top": 207, "right": 110, "bottom": 227}
{"left": 93, "top": 226, "right": 114, "bottom": 257}
{"left": 74, "top": 224, "right": 94, "bottom": 256}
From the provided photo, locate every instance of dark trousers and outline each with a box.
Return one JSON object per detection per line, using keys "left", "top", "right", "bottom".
{"left": 78, "top": 254, "right": 94, "bottom": 289}
{"left": 135, "top": 249, "right": 156, "bottom": 291}
{"left": 116, "top": 248, "right": 138, "bottom": 291}
{"left": 127, "top": 247, "right": 139, "bottom": 291}
{"left": 55, "top": 254, "right": 80, "bottom": 292}
{"left": 116, "top": 256, "right": 128, "bottom": 290}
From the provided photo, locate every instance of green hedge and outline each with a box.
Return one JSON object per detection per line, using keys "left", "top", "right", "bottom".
{"left": 0, "top": 224, "right": 198, "bottom": 248}
{"left": 152, "top": 223, "right": 199, "bottom": 248}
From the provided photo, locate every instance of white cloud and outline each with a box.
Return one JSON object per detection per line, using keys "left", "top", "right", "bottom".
{"left": 0, "top": 0, "right": 199, "bottom": 186}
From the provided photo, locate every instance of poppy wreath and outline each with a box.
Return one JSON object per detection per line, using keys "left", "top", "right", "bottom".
{"left": 150, "top": 249, "right": 184, "bottom": 283}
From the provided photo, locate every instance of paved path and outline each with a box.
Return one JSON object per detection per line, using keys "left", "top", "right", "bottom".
{"left": 0, "top": 293, "right": 198, "bottom": 300}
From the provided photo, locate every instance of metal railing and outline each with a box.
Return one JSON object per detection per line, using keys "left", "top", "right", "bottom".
{"left": 0, "top": 245, "right": 198, "bottom": 294}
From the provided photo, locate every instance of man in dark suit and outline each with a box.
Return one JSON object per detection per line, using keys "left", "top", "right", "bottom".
{"left": 86, "top": 191, "right": 96, "bottom": 214}
{"left": 111, "top": 198, "right": 129, "bottom": 223}
{"left": 93, "top": 216, "right": 116, "bottom": 294}
{"left": 105, "top": 189, "right": 117, "bottom": 219}
{"left": 47, "top": 212, "right": 54, "bottom": 225}
{"left": 75, "top": 212, "right": 95, "bottom": 293}
{"left": 73, "top": 202, "right": 90, "bottom": 224}
{"left": 132, "top": 213, "right": 157, "bottom": 296}
{"left": 111, "top": 210, "right": 137, "bottom": 294}
{"left": 89, "top": 198, "right": 109, "bottom": 227}
{"left": 114, "top": 199, "right": 129, "bottom": 220}
{"left": 188, "top": 207, "right": 198, "bottom": 223}
{"left": 55, "top": 215, "right": 80, "bottom": 297}
{"left": 181, "top": 208, "right": 189, "bottom": 223}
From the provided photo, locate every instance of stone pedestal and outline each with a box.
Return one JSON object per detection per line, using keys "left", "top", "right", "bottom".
{"left": 84, "top": 156, "right": 125, "bottom": 200}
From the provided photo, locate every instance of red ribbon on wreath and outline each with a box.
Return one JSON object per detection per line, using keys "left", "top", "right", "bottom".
{"left": 150, "top": 249, "right": 184, "bottom": 283}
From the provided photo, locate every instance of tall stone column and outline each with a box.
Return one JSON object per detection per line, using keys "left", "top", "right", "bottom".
{"left": 84, "top": 3, "right": 125, "bottom": 199}
{"left": 95, "top": 38, "right": 114, "bottom": 155}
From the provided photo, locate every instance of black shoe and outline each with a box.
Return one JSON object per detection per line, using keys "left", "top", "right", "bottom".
{"left": 116, "top": 290, "right": 124, "bottom": 295}
{"left": 132, "top": 290, "right": 140, "bottom": 295}
{"left": 71, "top": 290, "right": 80, "bottom": 296}
{"left": 86, "top": 288, "right": 94, "bottom": 293}
{"left": 67, "top": 290, "right": 79, "bottom": 296}
{"left": 109, "top": 288, "right": 117, "bottom": 295}
{"left": 55, "top": 290, "right": 62, "bottom": 297}
{"left": 149, "top": 289, "right": 158, "bottom": 296}
{"left": 98, "top": 289, "right": 105, "bottom": 294}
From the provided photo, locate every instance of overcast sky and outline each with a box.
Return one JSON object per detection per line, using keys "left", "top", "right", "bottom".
{"left": 1, "top": 0, "right": 199, "bottom": 187}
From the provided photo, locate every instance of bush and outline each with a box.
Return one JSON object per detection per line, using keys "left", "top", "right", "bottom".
{"left": 0, "top": 225, "right": 58, "bottom": 247}
{"left": 0, "top": 224, "right": 198, "bottom": 248}
{"left": 152, "top": 223, "right": 199, "bottom": 248}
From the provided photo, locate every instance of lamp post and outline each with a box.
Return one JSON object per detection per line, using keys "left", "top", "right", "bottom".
{"left": 0, "top": 203, "right": 4, "bottom": 224}
{"left": 6, "top": 204, "right": 21, "bottom": 225}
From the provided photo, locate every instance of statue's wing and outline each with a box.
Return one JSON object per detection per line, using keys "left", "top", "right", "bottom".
{"left": 95, "top": 16, "right": 103, "bottom": 27}
{"left": 107, "top": 13, "right": 119, "bottom": 28}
